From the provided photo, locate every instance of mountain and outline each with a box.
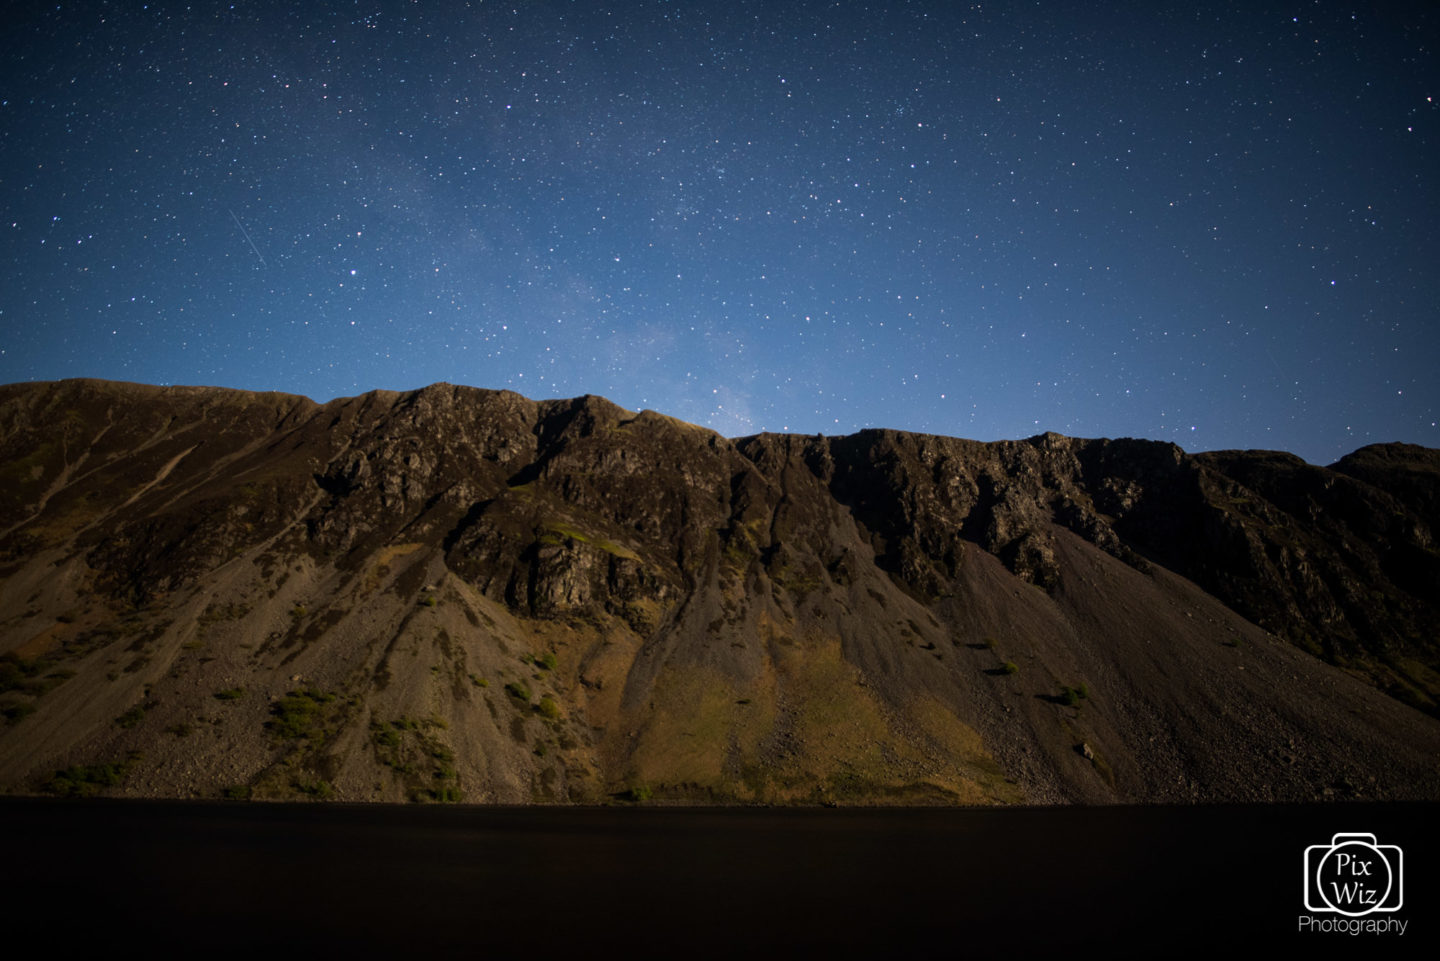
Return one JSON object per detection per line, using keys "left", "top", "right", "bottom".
{"left": 2, "top": 378, "right": 1438, "bottom": 805}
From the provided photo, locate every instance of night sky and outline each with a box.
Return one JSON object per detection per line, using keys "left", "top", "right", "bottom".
{"left": 2, "top": 2, "right": 1436, "bottom": 464}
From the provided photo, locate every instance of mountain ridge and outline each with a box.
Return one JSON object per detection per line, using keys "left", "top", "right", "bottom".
{"left": 2, "top": 378, "right": 1437, "bottom": 805}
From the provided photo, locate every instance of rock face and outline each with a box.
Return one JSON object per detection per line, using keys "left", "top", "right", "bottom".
{"left": 1, "top": 378, "right": 1438, "bottom": 805}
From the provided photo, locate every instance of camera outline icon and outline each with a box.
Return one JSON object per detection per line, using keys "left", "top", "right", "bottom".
{"left": 1303, "top": 832, "right": 1404, "bottom": 916}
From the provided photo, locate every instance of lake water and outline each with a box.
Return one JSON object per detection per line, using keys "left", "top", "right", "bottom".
{"left": 4, "top": 798, "right": 1435, "bottom": 954}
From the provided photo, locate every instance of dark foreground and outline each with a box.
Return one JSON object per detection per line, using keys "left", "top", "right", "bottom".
{"left": 3, "top": 798, "right": 1435, "bottom": 956}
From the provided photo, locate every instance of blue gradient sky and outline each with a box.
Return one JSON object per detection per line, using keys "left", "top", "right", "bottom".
{"left": 2, "top": 1, "right": 1436, "bottom": 464}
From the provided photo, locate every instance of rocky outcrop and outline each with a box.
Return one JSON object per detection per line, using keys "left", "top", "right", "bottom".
{"left": 1, "top": 378, "right": 1437, "bottom": 806}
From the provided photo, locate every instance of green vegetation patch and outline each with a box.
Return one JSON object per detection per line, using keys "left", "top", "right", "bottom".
{"left": 293, "top": 778, "right": 334, "bottom": 799}
{"left": 114, "top": 701, "right": 156, "bottom": 729}
{"left": 722, "top": 526, "right": 760, "bottom": 571}
{"left": 266, "top": 687, "right": 338, "bottom": 741}
{"left": 769, "top": 561, "right": 824, "bottom": 597}
{"left": 43, "top": 751, "right": 144, "bottom": 797}
{"left": 371, "top": 715, "right": 463, "bottom": 802}
{"left": 0, "top": 653, "right": 76, "bottom": 724}
{"left": 540, "top": 522, "right": 639, "bottom": 560}
{"left": 0, "top": 654, "right": 74, "bottom": 697}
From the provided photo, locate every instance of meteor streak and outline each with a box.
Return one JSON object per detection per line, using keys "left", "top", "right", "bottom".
{"left": 228, "top": 209, "right": 267, "bottom": 266}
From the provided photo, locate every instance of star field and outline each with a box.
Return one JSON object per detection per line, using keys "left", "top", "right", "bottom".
{"left": 2, "top": 1, "right": 1437, "bottom": 463}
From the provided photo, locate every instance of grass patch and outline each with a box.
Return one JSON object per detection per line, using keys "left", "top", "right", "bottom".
{"left": 0, "top": 654, "right": 73, "bottom": 697}
{"left": 541, "top": 522, "right": 639, "bottom": 560}
{"left": 505, "top": 681, "right": 532, "bottom": 702}
{"left": 536, "top": 696, "right": 560, "bottom": 720}
{"left": 213, "top": 687, "right": 245, "bottom": 701}
{"left": 293, "top": 777, "right": 334, "bottom": 799}
{"left": 1001, "top": 661, "right": 1019, "bottom": 675}
{"left": 373, "top": 716, "right": 463, "bottom": 801}
{"left": 266, "top": 687, "right": 337, "bottom": 740}
{"left": 114, "top": 702, "right": 154, "bottom": 729}
{"left": 43, "top": 752, "right": 143, "bottom": 797}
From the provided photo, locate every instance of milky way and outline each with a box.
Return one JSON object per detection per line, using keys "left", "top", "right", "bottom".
{"left": 1, "top": 1, "right": 1436, "bottom": 463}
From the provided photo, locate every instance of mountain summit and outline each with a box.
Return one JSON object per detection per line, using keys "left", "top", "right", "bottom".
{"left": 2, "top": 379, "right": 1437, "bottom": 804}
